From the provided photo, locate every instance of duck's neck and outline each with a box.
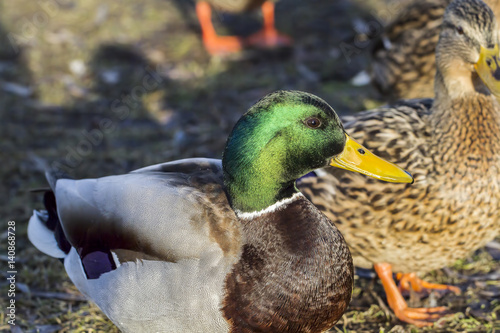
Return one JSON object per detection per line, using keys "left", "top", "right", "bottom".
{"left": 434, "top": 66, "right": 491, "bottom": 102}
{"left": 223, "top": 156, "right": 299, "bottom": 215}
{"left": 432, "top": 70, "right": 500, "bottom": 165}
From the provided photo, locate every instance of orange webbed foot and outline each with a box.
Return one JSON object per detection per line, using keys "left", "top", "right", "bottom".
{"left": 196, "top": 1, "right": 243, "bottom": 55}
{"left": 244, "top": 1, "right": 292, "bottom": 49}
{"left": 396, "top": 272, "right": 461, "bottom": 295}
{"left": 374, "top": 263, "right": 454, "bottom": 327}
{"left": 203, "top": 35, "right": 243, "bottom": 55}
{"left": 393, "top": 305, "right": 450, "bottom": 327}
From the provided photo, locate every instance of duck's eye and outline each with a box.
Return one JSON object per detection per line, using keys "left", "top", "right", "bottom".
{"left": 456, "top": 26, "right": 464, "bottom": 35}
{"left": 358, "top": 148, "right": 366, "bottom": 155}
{"left": 305, "top": 117, "right": 321, "bottom": 129}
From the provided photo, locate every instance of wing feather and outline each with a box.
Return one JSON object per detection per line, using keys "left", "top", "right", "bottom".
{"left": 54, "top": 158, "right": 240, "bottom": 263}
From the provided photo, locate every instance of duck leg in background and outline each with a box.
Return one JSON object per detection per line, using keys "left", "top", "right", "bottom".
{"left": 196, "top": 1, "right": 243, "bottom": 55}
{"left": 374, "top": 263, "right": 450, "bottom": 327}
{"left": 397, "top": 272, "right": 461, "bottom": 295}
{"left": 245, "top": 1, "right": 292, "bottom": 48}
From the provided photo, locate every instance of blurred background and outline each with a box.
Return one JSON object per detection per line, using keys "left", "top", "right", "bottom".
{"left": 1, "top": 0, "right": 499, "bottom": 332}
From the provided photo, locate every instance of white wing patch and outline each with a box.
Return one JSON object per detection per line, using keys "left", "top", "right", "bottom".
{"left": 110, "top": 251, "right": 121, "bottom": 268}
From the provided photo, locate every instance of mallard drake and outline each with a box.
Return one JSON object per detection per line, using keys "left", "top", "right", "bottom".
{"left": 299, "top": 0, "right": 500, "bottom": 327}
{"left": 370, "top": 0, "right": 500, "bottom": 101}
{"left": 28, "top": 91, "right": 413, "bottom": 333}
{"left": 195, "top": 0, "right": 291, "bottom": 55}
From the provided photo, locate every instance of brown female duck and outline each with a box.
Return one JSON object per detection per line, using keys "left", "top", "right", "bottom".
{"left": 299, "top": 0, "right": 500, "bottom": 327}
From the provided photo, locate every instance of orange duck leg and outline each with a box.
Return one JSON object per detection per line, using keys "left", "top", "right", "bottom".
{"left": 374, "top": 263, "right": 452, "bottom": 327}
{"left": 196, "top": 1, "right": 243, "bottom": 55}
{"left": 245, "top": 1, "right": 292, "bottom": 48}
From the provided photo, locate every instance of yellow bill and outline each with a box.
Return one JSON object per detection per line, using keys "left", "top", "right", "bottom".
{"left": 330, "top": 134, "right": 414, "bottom": 183}
{"left": 475, "top": 44, "right": 500, "bottom": 97}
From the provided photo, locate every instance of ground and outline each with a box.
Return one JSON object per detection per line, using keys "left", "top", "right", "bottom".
{"left": 0, "top": 0, "right": 499, "bottom": 332}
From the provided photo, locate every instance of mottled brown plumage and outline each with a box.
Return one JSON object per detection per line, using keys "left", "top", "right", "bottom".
{"left": 371, "top": 0, "right": 500, "bottom": 101}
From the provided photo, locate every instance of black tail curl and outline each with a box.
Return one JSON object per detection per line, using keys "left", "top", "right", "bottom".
{"left": 43, "top": 191, "right": 71, "bottom": 255}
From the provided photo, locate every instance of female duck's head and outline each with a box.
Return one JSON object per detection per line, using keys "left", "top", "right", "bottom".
{"left": 222, "top": 90, "right": 413, "bottom": 214}
{"left": 436, "top": 0, "right": 500, "bottom": 98}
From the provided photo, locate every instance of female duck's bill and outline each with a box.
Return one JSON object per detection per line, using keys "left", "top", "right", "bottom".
{"left": 330, "top": 133, "right": 414, "bottom": 184}
{"left": 475, "top": 44, "right": 500, "bottom": 97}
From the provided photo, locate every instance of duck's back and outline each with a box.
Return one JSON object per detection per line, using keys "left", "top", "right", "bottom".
{"left": 54, "top": 158, "right": 240, "bottom": 262}
{"left": 371, "top": 0, "right": 449, "bottom": 101}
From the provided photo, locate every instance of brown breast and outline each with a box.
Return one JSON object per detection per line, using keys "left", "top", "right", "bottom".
{"left": 222, "top": 196, "right": 353, "bottom": 333}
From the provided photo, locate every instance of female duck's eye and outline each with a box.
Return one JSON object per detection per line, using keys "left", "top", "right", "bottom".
{"left": 456, "top": 26, "right": 464, "bottom": 35}
{"left": 305, "top": 117, "right": 321, "bottom": 128}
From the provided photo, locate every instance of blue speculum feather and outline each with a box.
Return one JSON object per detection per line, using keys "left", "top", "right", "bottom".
{"left": 298, "top": 171, "right": 318, "bottom": 181}
{"left": 81, "top": 251, "right": 116, "bottom": 279}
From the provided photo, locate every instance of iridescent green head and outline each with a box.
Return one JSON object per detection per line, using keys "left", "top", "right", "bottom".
{"left": 223, "top": 90, "right": 413, "bottom": 214}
